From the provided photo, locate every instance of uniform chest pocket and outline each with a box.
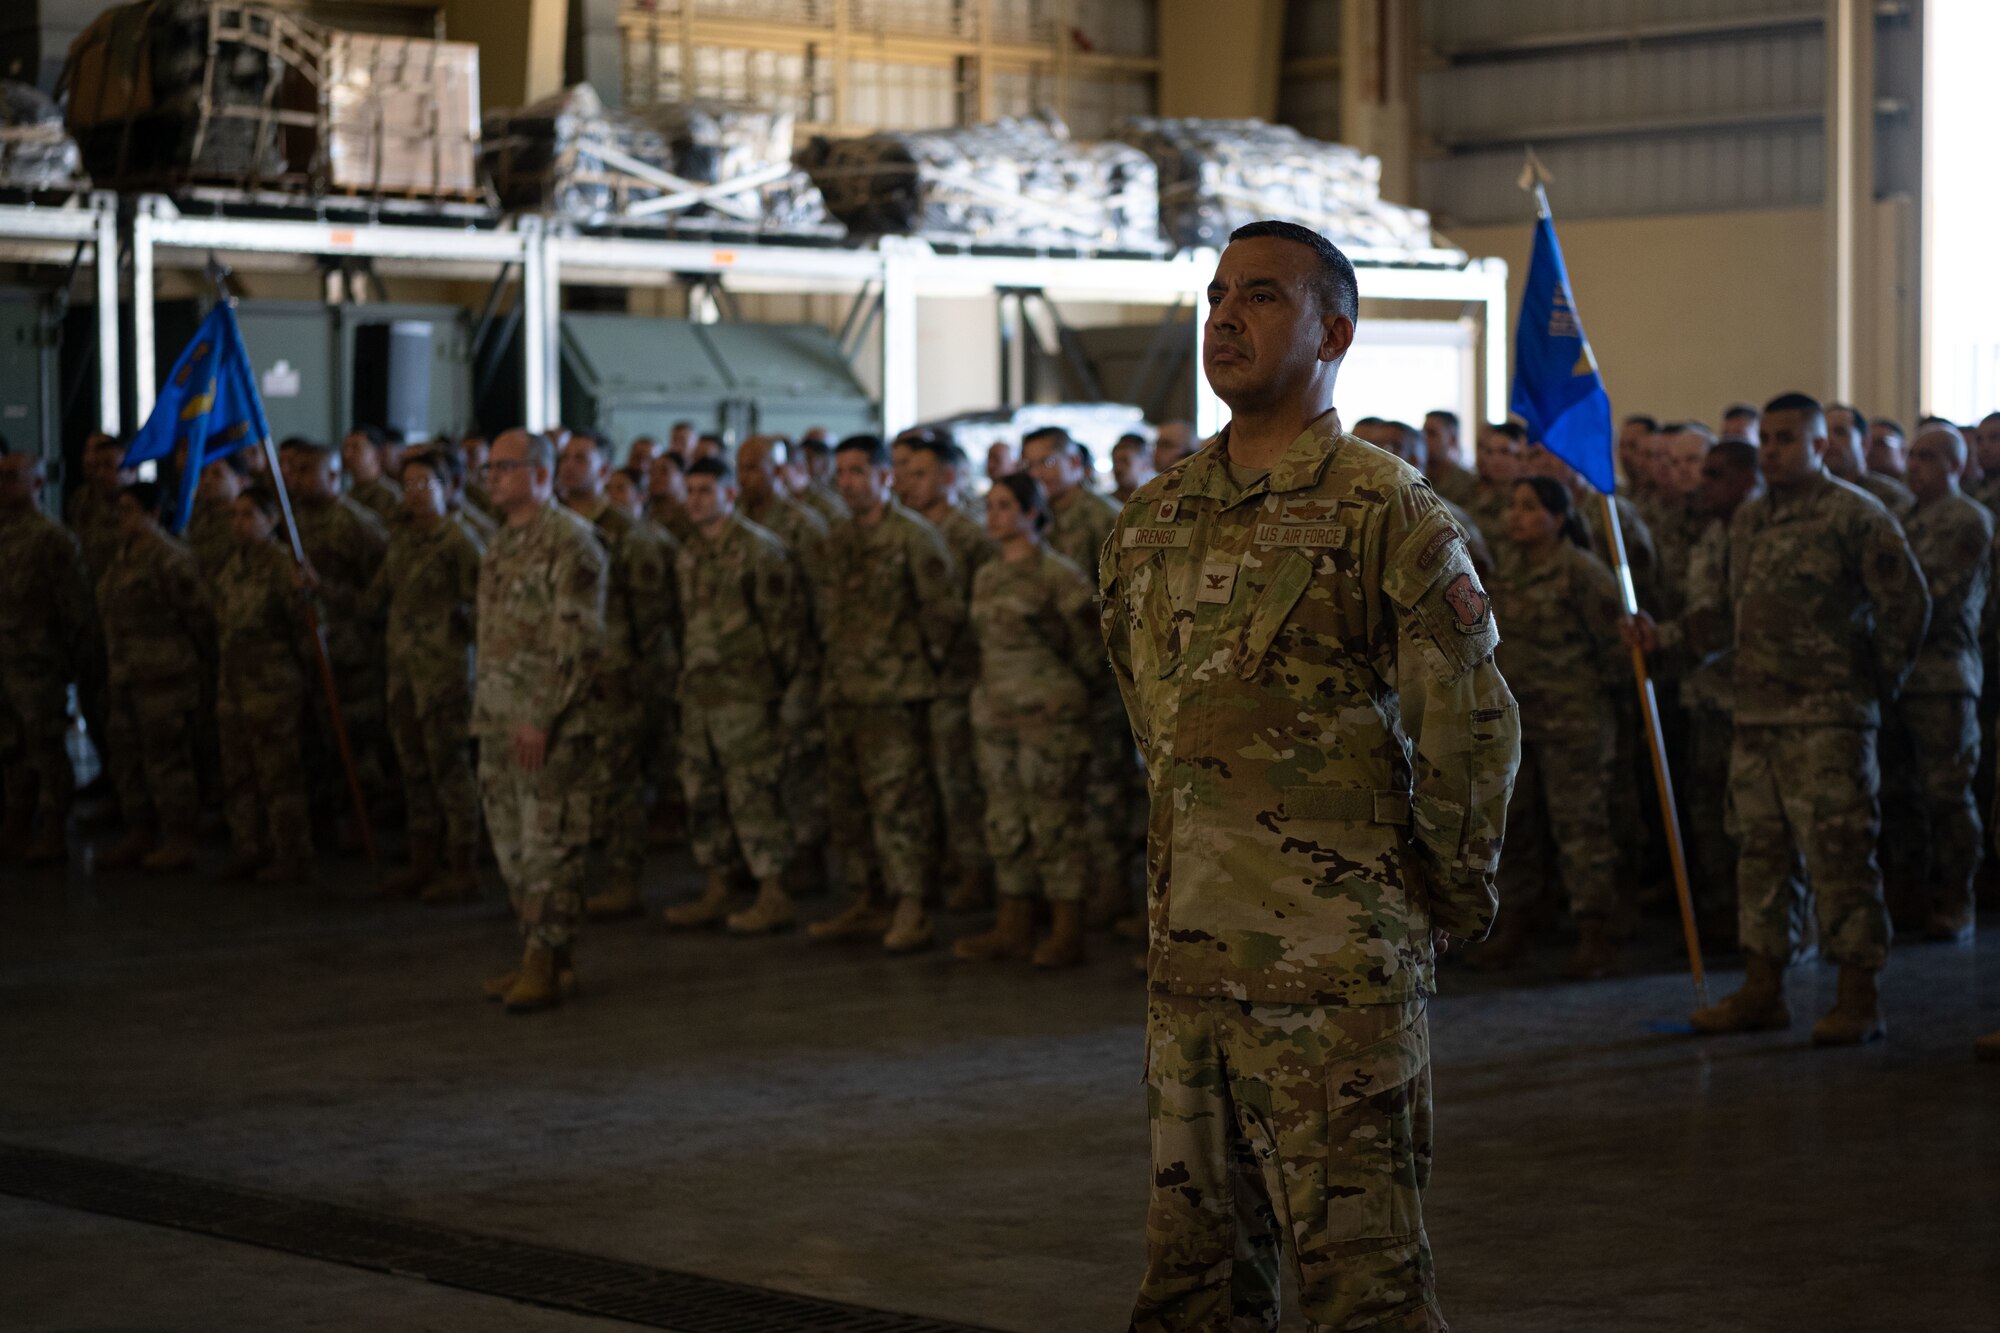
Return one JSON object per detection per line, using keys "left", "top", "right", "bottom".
{"left": 1236, "top": 550, "right": 1316, "bottom": 679}
{"left": 1125, "top": 551, "right": 1188, "bottom": 680}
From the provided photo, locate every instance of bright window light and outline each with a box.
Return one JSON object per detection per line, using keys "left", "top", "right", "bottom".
{"left": 1923, "top": 0, "right": 2000, "bottom": 420}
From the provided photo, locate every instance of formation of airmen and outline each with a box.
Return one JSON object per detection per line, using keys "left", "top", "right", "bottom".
{"left": 1, "top": 394, "right": 1995, "bottom": 1054}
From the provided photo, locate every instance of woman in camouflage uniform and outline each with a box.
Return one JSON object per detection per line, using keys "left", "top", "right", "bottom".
{"left": 953, "top": 474, "right": 1106, "bottom": 969}
{"left": 1473, "top": 475, "right": 1628, "bottom": 978}
{"left": 212, "top": 489, "right": 316, "bottom": 884}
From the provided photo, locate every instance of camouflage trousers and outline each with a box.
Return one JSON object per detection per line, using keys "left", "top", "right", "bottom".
{"left": 387, "top": 682, "right": 480, "bottom": 859}
{"left": 1495, "top": 729, "right": 1618, "bottom": 923}
{"left": 0, "top": 665, "right": 73, "bottom": 830}
{"left": 780, "top": 670, "right": 828, "bottom": 855}
{"left": 306, "top": 655, "right": 395, "bottom": 821}
{"left": 929, "top": 692, "right": 991, "bottom": 876}
{"left": 644, "top": 687, "right": 684, "bottom": 825}
{"left": 479, "top": 729, "right": 593, "bottom": 949}
{"left": 1685, "top": 705, "right": 1737, "bottom": 918}
{"left": 1135, "top": 993, "right": 1444, "bottom": 1333}
{"left": 1729, "top": 724, "right": 1889, "bottom": 969}
{"left": 104, "top": 676, "right": 202, "bottom": 834}
{"left": 1087, "top": 689, "right": 1145, "bottom": 895}
{"left": 217, "top": 672, "right": 311, "bottom": 865}
{"left": 592, "top": 693, "right": 648, "bottom": 883}
{"left": 1898, "top": 693, "right": 1982, "bottom": 920}
{"left": 826, "top": 701, "right": 937, "bottom": 901}
{"left": 679, "top": 698, "right": 793, "bottom": 881}
{"left": 971, "top": 697, "right": 1090, "bottom": 902}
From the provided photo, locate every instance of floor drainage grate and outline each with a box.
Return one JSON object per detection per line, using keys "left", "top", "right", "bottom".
{"left": 0, "top": 1143, "right": 1006, "bottom": 1333}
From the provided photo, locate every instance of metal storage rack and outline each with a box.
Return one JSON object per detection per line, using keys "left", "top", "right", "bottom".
{"left": 125, "top": 196, "right": 1510, "bottom": 440}
{"left": 0, "top": 191, "right": 122, "bottom": 440}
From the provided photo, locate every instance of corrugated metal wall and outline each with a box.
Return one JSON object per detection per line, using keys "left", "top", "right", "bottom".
{"left": 1411, "top": 1, "right": 1917, "bottom": 226}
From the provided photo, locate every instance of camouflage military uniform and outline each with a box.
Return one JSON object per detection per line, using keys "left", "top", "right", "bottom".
{"left": 647, "top": 494, "right": 699, "bottom": 546}
{"left": 290, "top": 494, "right": 392, "bottom": 809}
{"left": 583, "top": 502, "right": 679, "bottom": 887}
{"left": 798, "top": 480, "right": 848, "bottom": 526}
{"left": 0, "top": 506, "right": 96, "bottom": 840}
{"left": 1490, "top": 541, "right": 1625, "bottom": 924}
{"left": 1647, "top": 497, "right": 1708, "bottom": 621}
{"left": 96, "top": 528, "right": 214, "bottom": 838}
{"left": 453, "top": 500, "right": 498, "bottom": 543}
{"left": 1724, "top": 472, "right": 1928, "bottom": 970}
{"left": 213, "top": 538, "right": 314, "bottom": 866}
{"left": 818, "top": 500, "right": 961, "bottom": 901}
{"left": 926, "top": 503, "right": 996, "bottom": 882}
{"left": 1428, "top": 455, "right": 1477, "bottom": 510}
{"left": 462, "top": 479, "right": 498, "bottom": 523}
{"left": 1048, "top": 482, "right": 1143, "bottom": 899}
{"left": 745, "top": 492, "right": 832, "bottom": 865}
{"left": 677, "top": 513, "right": 806, "bottom": 879}
{"left": 1103, "top": 412, "right": 1519, "bottom": 1332}
{"left": 473, "top": 503, "right": 608, "bottom": 950}
{"left": 969, "top": 547, "right": 1102, "bottom": 901}
{"left": 185, "top": 497, "right": 236, "bottom": 589}
{"left": 1461, "top": 481, "right": 1513, "bottom": 554}
{"left": 1649, "top": 518, "right": 1740, "bottom": 919}
{"left": 1859, "top": 470, "right": 1917, "bottom": 522}
{"left": 368, "top": 516, "right": 484, "bottom": 868}
{"left": 1890, "top": 493, "right": 1991, "bottom": 927}
{"left": 349, "top": 473, "right": 403, "bottom": 528}
{"left": 66, "top": 485, "right": 123, "bottom": 589}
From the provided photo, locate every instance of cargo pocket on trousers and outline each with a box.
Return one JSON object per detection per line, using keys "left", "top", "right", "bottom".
{"left": 1324, "top": 1017, "right": 1430, "bottom": 1241}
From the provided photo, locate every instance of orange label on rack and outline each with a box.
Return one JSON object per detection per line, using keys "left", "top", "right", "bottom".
{"left": 329, "top": 230, "right": 355, "bottom": 247}
{"left": 712, "top": 250, "right": 738, "bottom": 265}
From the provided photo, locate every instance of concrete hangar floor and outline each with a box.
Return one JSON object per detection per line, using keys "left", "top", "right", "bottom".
{"left": 1, "top": 825, "right": 1995, "bottom": 1332}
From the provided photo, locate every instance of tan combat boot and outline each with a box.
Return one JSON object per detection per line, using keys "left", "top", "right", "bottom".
{"left": 1033, "top": 899, "right": 1088, "bottom": 969}
{"left": 662, "top": 871, "right": 735, "bottom": 929}
{"left": 1976, "top": 1029, "right": 2000, "bottom": 1063}
{"left": 943, "top": 864, "right": 995, "bottom": 913}
{"left": 502, "top": 943, "right": 562, "bottom": 1014}
{"left": 953, "top": 895, "right": 1037, "bottom": 963}
{"left": 376, "top": 836, "right": 438, "bottom": 898}
{"left": 141, "top": 831, "right": 198, "bottom": 875}
{"left": 420, "top": 845, "right": 481, "bottom": 904}
{"left": 806, "top": 893, "right": 892, "bottom": 943}
{"left": 1811, "top": 965, "right": 1886, "bottom": 1046}
{"left": 1563, "top": 916, "right": 1617, "bottom": 981}
{"left": 1690, "top": 952, "right": 1792, "bottom": 1034}
{"left": 96, "top": 826, "right": 156, "bottom": 871}
{"left": 881, "top": 894, "right": 935, "bottom": 954}
{"left": 726, "top": 876, "right": 796, "bottom": 934}
{"left": 584, "top": 874, "right": 645, "bottom": 921}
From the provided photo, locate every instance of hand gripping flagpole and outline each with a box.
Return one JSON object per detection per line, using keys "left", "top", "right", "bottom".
{"left": 208, "top": 257, "right": 379, "bottom": 875}
{"left": 1519, "top": 165, "right": 1708, "bottom": 1010}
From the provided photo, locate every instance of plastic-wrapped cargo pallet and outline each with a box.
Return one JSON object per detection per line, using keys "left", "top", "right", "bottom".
{"left": 1114, "top": 117, "right": 1460, "bottom": 260}
{"left": 483, "top": 85, "right": 836, "bottom": 235}
{"left": 0, "top": 81, "right": 84, "bottom": 192}
{"left": 801, "top": 113, "right": 1161, "bottom": 253}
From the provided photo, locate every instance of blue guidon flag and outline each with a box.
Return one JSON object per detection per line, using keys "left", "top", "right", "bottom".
{"left": 1509, "top": 204, "right": 1616, "bottom": 495}
{"left": 123, "top": 302, "right": 271, "bottom": 534}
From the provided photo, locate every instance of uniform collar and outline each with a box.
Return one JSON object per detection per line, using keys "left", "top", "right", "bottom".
{"left": 1179, "top": 408, "right": 1345, "bottom": 506}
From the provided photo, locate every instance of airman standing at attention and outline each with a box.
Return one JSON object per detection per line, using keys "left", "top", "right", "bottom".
{"left": 0, "top": 452, "right": 97, "bottom": 865}
{"left": 1892, "top": 425, "right": 1991, "bottom": 942}
{"left": 1024, "top": 424, "right": 1141, "bottom": 929}
{"left": 558, "top": 432, "right": 679, "bottom": 921}
{"left": 211, "top": 486, "right": 316, "bottom": 885}
{"left": 1691, "top": 392, "right": 1928, "bottom": 1047}
{"left": 67, "top": 430, "right": 130, "bottom": 588}
{"left": 1465, "top": 419, "right": 1526, "bottom": 541}
{"left": 341, "top": 426, "right": 403, "bottom": 527}
{"left": 93, "top": 481, "right": 215, "bottom": 873}
{"left": 806, "top": 435, "right": 962, "bottom": 954}
{"left": 898, "top": 430, "right": 998, "bottom": 912}
{"left": 738, "top": 434, "right": 835, "bottom": 896}
{"left": 1104, "top": 221, "right": 1518, "bottom": 1333}
{"left": 1111, "top": 432, "right": 1156, "bottom": 505}
{"left": 367, "top": 448, "right": 485, "bottom": 903}
{"left": 662, "top": 457, "right": 809, "bottom": 934}
{"left": 646, "top": 451, "right": 699, "bottom": 545}
{"left": 186, "top": 457, "right": 245, "bottom": 588}
{"left": 1826, "top": 404, "right": 1917, "bottom": 521}
{"left": 474, "top": 429, "right": 608, "bottom": 1014}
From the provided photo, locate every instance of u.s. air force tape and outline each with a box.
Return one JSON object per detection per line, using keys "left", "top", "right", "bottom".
{"left": 1254, "top": 522, "right": 1346, "bottom": 548}
{"left": 1123, "top": 525, "right": 1191, "bottom": 548}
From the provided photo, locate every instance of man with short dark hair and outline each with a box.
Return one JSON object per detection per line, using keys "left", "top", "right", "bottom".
{"left": 1467, "top": 419, "right": 1526, "bottom": 537}
{"left": 342, "top": 426, "right": 401, "bottom": 527}
{"left": 666, "top": 421, "right": 697, "bottom": 464}
{"left": 1150, "top": 420, "right": 1197, "bottom": 473}
{"left": 1105, "top": 219, "right": 1519, "bottom": 1330}
{"left": 1721, "top": 402, "right": 1761, "bottom": 443}
{"left": 807, "top": 434, "right": 962, "bottom": 954}
{"left": 1825, "top": 403, "right": 1915, "bottom": 519}
{"left": 1619, "top": 413, "right": 1660, "bottom": 500}
{"left": 790, "top": 429, "right": 848, "bottom": 524}
{"left": 1352, "top": 417, "right": 1492, "bottom": 573}
{"left": 1967, "top": 412, "right": 2000, "bottom": 511}
{"left": 474, "top": 429, "right": 609, "bottom": 1012}
{"left": 1868, "top": 417, "right": 1908, "bottom": 480}
{"left": 693, "top": 433, "right": 727, "bottom": 464}
{"left": 1111, "top": 432, "right": 1154, "bottom": 504}
{"left": 1422, "top": 408, "right": 1477, "bottom": 507}
{"left": 1690, "top": 392, "right": 1928, "bottom": 1046}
